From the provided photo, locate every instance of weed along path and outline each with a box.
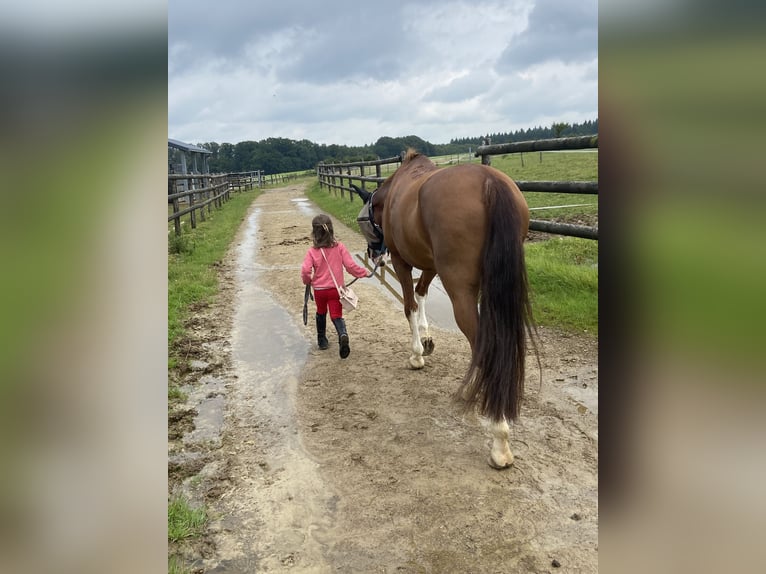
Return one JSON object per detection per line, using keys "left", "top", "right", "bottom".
{"left": 169, "top": 182, "right": 599, "bottom": 573}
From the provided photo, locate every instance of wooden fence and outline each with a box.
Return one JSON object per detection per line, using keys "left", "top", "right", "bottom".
{"left": 167, "top": 171, "right": 260, "bottom": 236}
{"left": 477, "top": 135, "right": 598, "bottom": 240}
{"left": 316, "top": 135, "right": 598, "bottom": 240}
{"left": 316, "top": 155, "right": 402, "bottom": 198}
{"left": 263, "top": 171, "right": 315, "bottom": 186}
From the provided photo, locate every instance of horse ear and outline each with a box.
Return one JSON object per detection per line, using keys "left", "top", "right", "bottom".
{"left": 350, "top": 183, "right": 372, "bottom": 203}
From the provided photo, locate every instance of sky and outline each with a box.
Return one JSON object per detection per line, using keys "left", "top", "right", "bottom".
{"left": 168, "top": 0, "right": 598, "bottom": 147}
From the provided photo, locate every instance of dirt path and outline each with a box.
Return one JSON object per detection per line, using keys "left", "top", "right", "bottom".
{"left": 169, "top": 183, "right": 598, "bottom": 573}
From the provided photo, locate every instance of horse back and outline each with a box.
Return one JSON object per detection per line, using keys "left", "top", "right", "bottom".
{"left": 383, "top": 160, "right": 528, "bottom": 271}
{"left": 417, "top": 164, "right": 528, "bottom": 263}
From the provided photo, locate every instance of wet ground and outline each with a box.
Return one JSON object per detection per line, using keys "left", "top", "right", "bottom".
{"left": 168, "top": 183, "right": 598, "bottom": 573}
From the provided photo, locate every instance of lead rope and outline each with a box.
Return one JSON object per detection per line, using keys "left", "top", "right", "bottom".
{"left": 346, "top": 253, "right": 384, "bottom": 286}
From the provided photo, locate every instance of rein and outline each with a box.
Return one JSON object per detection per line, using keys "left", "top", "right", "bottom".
{"left": 346, "top": 253, "right": 384, "bottom": 287}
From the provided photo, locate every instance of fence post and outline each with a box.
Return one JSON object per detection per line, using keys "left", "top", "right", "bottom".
{"left": 481, "top": 136, "right": 492, "bottom": 166}
{"left": 170, "top": 178, "right": 182, "bottom": 236}
{"left": 199, "top": 176, "right": 207, "bottom": 222}
{"left": 189, "top": 189, "right": 197, "bottom": 230}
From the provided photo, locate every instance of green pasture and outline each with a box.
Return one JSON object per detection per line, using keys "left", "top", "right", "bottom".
{"left": 493, "top": 151, "right": 598, "bottom": 223}
{"left": 525, "top": 237, "right": 598, "bottom": 334}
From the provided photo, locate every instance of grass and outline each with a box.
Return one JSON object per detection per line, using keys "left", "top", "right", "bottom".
{"left": 167, "top": 192, "right": 257, "bottom": 572}
{"left": 306, "top": 150, "right": 598, "bottom": 335}
{"left": 168, "top": 189, "right": 261, "bottom": 355}
{"left": 492, "top": 150, "right": 597, "bottom": 181}
{"left": 168, "top": 555, "right": 192, "bottom": 574}
{"left": 525, "top": 237, "right": 598, "bottom": 334}
{"left": 493, "top": 151, "right": 599, "bottom": 222}
{"left": 168, "top": 495, "right": 208, "bottom": 542}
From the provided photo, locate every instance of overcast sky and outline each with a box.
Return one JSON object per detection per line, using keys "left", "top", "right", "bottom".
{"left": 168, "top": 0, "right": 597, "bottom": 147}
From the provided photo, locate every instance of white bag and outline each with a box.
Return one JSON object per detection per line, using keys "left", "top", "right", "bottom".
{"left": 338, "top": 286, "right": 359, "bottom": 312}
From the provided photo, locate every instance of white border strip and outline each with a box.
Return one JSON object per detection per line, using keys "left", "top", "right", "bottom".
{"left": 529, "top": 203, "right": 597, "bottom": 211}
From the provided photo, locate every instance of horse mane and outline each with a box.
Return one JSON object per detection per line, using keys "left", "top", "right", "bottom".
{"left": 402, "top": 148, "right": 421, "bottom": 163}
{"left": 400, "top": 148, "right": 436, "bottom": 181}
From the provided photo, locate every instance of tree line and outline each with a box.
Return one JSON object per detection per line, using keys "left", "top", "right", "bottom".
{"left": 196, "top": 119, "right": 597, "bottom": 175}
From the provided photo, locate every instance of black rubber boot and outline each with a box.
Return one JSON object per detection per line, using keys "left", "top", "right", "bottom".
{"left": 316, "top": 313, "right": 329, "bottom": 350}
{"left": 332, "top": 317, "right": 350, "bottom": 359}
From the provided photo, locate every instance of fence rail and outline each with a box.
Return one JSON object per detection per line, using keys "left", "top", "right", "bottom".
{"left": 316, "top": 135, "right": 598, "bottom": 240}
{"left": 475, "top": 135, "right": 598, "bottom": 158}
{"left": 316, "top": 155, "right": 401, "bottom": 198}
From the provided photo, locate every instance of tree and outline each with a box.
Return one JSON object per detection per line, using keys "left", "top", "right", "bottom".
{"left": 552, "top": 122, "right": 571, "bottom": 138}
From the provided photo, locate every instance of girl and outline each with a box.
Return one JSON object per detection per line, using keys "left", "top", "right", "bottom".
{"left": 301, "top": 214, "right": 369, "bottom": 358}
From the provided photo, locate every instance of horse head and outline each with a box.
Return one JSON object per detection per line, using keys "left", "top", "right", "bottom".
{"left": 351, "top": 183, "right": 387, "bottom": 263}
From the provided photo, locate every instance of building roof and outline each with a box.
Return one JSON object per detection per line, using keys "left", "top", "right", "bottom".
{"left": 168, "top": 138, "right": 212, "bottom": 154}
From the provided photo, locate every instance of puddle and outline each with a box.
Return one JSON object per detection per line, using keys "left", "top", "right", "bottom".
{"left": 232, "top": 205, "right": 313, "bottom": 450}
{"left": 290, "top": 196, "right": 318, "bottom": 217}
{"left": 226, "top": 203, "right": 337, "bottom": 567}
{"left": 182, "top": 375, "right": 227, "bottom": 448}
{"left": 560, "top": 366, "right": 599, "bottom": 415}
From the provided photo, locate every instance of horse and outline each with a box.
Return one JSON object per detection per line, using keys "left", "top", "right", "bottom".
{"left": 350, "top": 150, "right": 537, "bottom": 469}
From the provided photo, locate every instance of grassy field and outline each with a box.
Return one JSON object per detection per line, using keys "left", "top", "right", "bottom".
{"left": 525, "top": 236, "right": 598, "bottom": 334}
{"left": 306, "top": 150, "right": 598, "bottom": 335}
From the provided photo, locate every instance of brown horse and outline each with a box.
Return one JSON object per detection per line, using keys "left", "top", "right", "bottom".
{"left": 351, "top": 150, "right": 537, "bottom": 468}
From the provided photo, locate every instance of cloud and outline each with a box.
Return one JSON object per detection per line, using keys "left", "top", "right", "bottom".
{"left": 168, "top": 0, "right": 598, "bottom": 146}
{"left": 423, "top": 70, "right": 496, "bottom": 103}
{"left": 496, "top": 0, "right": 597, "bottom": 72}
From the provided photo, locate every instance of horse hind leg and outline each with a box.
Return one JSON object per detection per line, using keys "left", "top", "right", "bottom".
{"left": 485, "top": 418, "right": 514, "bottom": 469}
{"left": 416, "top": 294, "right": 434, "bottom": 357}
{"left": 406, "top": 312, "right": 425, "bottom": 369}
{"left": 415, "top": 271, "right": 436, "bottom": 356}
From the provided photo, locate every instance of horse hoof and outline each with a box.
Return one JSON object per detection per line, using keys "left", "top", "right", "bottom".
{"left": 421, "top": 337, "right": 434, "bottom": 356}
{"left": 488, "top": 453, "right": 514, "bottom": 470}
{"left": 408, "top": 356, "right": 425, "bottom": 369}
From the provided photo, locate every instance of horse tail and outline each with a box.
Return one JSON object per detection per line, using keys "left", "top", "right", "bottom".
{"left": 460, "top": 175, "right": 537, "bottom": 422}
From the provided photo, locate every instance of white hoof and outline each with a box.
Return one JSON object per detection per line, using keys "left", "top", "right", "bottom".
{"left": 408, "top": 355, "right": 425, "bottom": 369}
{"left": 488, "top": 449, "right": 514, "bottom": 470}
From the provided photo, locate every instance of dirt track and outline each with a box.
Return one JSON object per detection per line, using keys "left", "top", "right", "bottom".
{"left": 169, "top": 183, "right": 598, "bottom": 573}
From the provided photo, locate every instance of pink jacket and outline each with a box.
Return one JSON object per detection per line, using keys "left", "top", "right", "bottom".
{"left": 301, "top": 242, "right": 368, "bottom": 289}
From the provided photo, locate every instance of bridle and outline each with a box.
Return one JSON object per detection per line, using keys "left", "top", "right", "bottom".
{"left": 356, "top": 187, "right": 387, "bottom": 261}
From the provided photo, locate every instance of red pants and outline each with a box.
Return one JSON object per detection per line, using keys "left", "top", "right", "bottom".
{"left": 314, "top": 288, "right": 343, "bottom": 320}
